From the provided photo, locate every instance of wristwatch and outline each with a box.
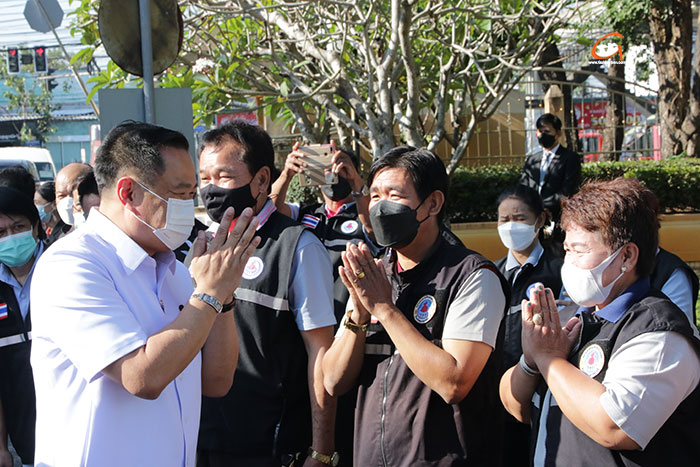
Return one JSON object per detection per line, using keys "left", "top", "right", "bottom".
{"left": 192, "top": 292, "right": 223, "bottom": 313}
{"left": 351, "top": 184, "right": 370, "bottom": 198}
{"left": 307, "top": 447, "right": 340, "bottom": 466}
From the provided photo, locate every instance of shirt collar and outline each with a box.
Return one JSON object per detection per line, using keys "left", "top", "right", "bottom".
{"left": 89, "top": 209, "right": 176, "bottom": 275}
{"left": 505, "top": 240, "right": 544, "bottom": 272}
{"left": 326, "top": 201, "right": 356, "bottom": 218}
{"left": 579, "top": 276, "right": 651, "bottom": 323}
{"left": 255, "top": 199, "right": 276, "bottom": 229}
{"left": 545, "top": 144, "right": 560, "bottom": 156}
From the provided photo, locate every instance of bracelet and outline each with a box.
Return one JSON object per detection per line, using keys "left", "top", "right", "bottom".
{"left": 519, "top": 354, "right": 540, "bottom": 377}
{"left": 344, "top": 310, "right": 369, "bottom": 333}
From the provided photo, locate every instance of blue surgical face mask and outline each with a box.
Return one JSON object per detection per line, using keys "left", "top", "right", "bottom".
{"left": 0, "top": 230, "right": 38, "bottom": 267}
{"left": 36, "top": 203, "right": 52, "bottom": 223}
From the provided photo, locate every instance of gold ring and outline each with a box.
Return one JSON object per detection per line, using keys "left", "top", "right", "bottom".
{"left": 532, "top": 313, "right": 543, "bottom": 326}
{"left": 356, "top": 271, "right": 366, "bottom": 279}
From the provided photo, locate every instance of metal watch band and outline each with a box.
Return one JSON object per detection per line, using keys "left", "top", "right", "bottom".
{"left": 344, "top": 310, "right": 369, "bottom": 333}
{"left": 192, "top": 292, "right": 223, "bottom": 314}
{"left": 351, "top": 184, "right": 369, "bottom": 197}
{"left": 307, "top": 447, "right": 339, "bottom": 466}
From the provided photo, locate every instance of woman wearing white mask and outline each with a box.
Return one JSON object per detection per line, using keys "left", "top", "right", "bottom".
{"left": 494, "top": 185, "right": 563, "bottom": 467}
{"left": 34, "top": 182, "right": 62, "bottom": 243}
{"left": 500, "top": 177, "right": 700, "bottom": 467}
{"left": 0, "top": 186, "right": 44, "bottom": 467}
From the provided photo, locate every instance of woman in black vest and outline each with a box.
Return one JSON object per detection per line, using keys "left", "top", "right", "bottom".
{"left": 500, "top": 177, "right": 700, "bottom": 467}
{"left": 0, "top": 187, "right": 44, "bottom": 467}
{"left": 494, "top": 185, "right": 562, "bottom": 467}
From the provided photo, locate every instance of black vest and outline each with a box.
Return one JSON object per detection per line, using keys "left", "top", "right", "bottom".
{"left": 495, "top": 247, "right": 563, "bottom": 370}
{"left": 530, "top": 290, "right": 700, "bottom": 467}
{"left": 198, "top": 211, "right": 310, "bottom": 457}
{"left": 298, "top": 202, "right": 369, "bottom": 323}
{"left": 354, "top": 231, "right": 508, "bottom": 467}
{"left": 650, "top": 248, "right": 699, "bottom": 322}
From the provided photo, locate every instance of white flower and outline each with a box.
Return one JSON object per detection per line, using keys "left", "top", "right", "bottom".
{"left": 192, "top": 58, "right": 216, "bottom": 74}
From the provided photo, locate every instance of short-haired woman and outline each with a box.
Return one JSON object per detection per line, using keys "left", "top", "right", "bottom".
{"left": 499, "top": 177, "right": 700, "bottom": 466}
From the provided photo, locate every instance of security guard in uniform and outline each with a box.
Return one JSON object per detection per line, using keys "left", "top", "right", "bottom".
{"left": 0, "top": 187, "right": 45, "bottom": 467}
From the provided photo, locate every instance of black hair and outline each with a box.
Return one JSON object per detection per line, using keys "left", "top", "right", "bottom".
{"left": 497, "top": 185, "right": 545, "bottom": 218}
{"left": 536, "top": 113, "right": 563, "bottom": 132}
{"left": 95, "top": 121, "right": 190, "bottom": 190}
{"left": 0, "top": 166, "right": 35, "bottom": 199}
{"left": 75, "top": 171, "right": 99, "bottom": 207}
{"left": 368, "top": 146, "right": 449, "bottom": 221}
{"left": 38, "top": 181, "right": 55, "bottom": 203}
{"left": 199, "top": 120, "right": 275, "bottom": 186}
{"left": 0, "top": 187, "right": 40, "bottom": 229}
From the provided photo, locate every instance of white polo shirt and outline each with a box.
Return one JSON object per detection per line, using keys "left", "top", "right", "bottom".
{"left": 30, "top": 209, "right": 201, "bottom": 467}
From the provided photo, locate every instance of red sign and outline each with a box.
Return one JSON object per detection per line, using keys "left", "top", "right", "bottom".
{"left": 574, "top": 102, "right": 642, "bottom": 129}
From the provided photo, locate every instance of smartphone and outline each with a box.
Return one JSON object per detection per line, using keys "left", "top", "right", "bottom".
{"left": 297, "top": 144, "right": 338, "bottom": 186}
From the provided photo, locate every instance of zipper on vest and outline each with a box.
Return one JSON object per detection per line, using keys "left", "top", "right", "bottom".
{"left": 380, "top": 352, "right": 394, "bottom": 467}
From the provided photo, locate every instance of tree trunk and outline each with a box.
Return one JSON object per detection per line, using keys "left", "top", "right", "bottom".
{"left": 681, "top": 8, "right": 700, "bottom": 157}
{"left": 537, "top": 42, "right": 580, "bottom": 152}
{"left": 649, "top": 0, "right": 692, "bottom": 158}
{"left": 600, "top": 61, "right": 625, "bottom": 161}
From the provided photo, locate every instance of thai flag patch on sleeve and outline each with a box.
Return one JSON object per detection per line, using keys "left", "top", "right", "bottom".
{"left": 0, "top": 303, "right": 7, "bottom": 320}
{"left": 301, "top": 214, "right": 320, "bottom": 229}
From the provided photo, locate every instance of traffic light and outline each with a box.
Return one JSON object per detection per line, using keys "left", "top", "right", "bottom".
{"left": 7, "top": 48, "right": 19, "bottom": 74}
{"left": 34, "top": 46, "right": 47, "bottom": 73}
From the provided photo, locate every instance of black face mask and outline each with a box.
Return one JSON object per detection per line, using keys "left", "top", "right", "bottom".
{"left": 369, "top": 199, "right": 428, "bottom": 248}
{"left": 320, "top": 175, "right": 352, "bottom": 201}
{"left": 538, "top": 133, "right": 556, "bottom": 149}
{"left": 200, "top": 183, "right": 258, "bottom": 223}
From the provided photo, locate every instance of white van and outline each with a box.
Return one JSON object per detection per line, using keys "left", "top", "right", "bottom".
{"left": 0, "top": 147, "right": 57, "bottom": 181}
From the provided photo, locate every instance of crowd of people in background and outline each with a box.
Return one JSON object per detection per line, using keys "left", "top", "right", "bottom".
{"left": 0, "top": 113, "right": 698, "bottom": 467}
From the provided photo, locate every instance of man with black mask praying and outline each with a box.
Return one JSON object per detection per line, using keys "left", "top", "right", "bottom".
{"left": 322, "top": 146, "right": 509, "bottom": 466}
{"left": 196, "top": 120, "right": 338, "bottom": 467}
{"left": 519, "top": 113, "right": 581, "bottom": 223}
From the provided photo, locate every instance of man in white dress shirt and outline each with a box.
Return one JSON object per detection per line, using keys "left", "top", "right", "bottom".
{"left": 30, "top": 122, "right": 260, "bottom": 467}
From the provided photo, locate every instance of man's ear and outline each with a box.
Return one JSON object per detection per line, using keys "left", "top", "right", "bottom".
{"left": 254, "top": 166, "right": 271, "bottom": 194}
{"left": 426, "top": 190, "right": 445, "bottom": 218}
{"left": 116, "top": 177, "right": 135, "bottom": 206}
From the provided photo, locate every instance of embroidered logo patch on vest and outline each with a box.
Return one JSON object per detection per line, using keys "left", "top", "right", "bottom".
{"left": 242, "top": 257, "right": 264, "bottom": 280}
{"left": 0, "top": 303, "right": 7, "bottom": 320}
{"left": 579, "top": 344, "right": 605, "bottom": 378}
{"left": 341, "top": 220, "right": 359, "bottom": 234}
{"left": 414, "top": 295, "right": 437, "bottom": 324}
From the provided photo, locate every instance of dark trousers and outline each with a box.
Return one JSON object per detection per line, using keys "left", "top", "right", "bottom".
{"left": 0, "top": 341, "right": 35, "bottom": 465}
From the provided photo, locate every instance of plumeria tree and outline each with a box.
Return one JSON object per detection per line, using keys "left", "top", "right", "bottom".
{"left": 71, "top": 0, "right": 579, "bottom": 171}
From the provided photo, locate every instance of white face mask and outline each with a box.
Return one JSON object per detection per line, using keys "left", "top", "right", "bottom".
{"left": 561, "top": 247, "right": 626, "bottom": 307}
{"left": 498, "top": 221, "right": 539, "bottom": 252}
{"left": 131, "top": 181, "right": 195, "bottom": 250}
{"left": 56, "top": 196, "right": 75, "bottom": 225}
